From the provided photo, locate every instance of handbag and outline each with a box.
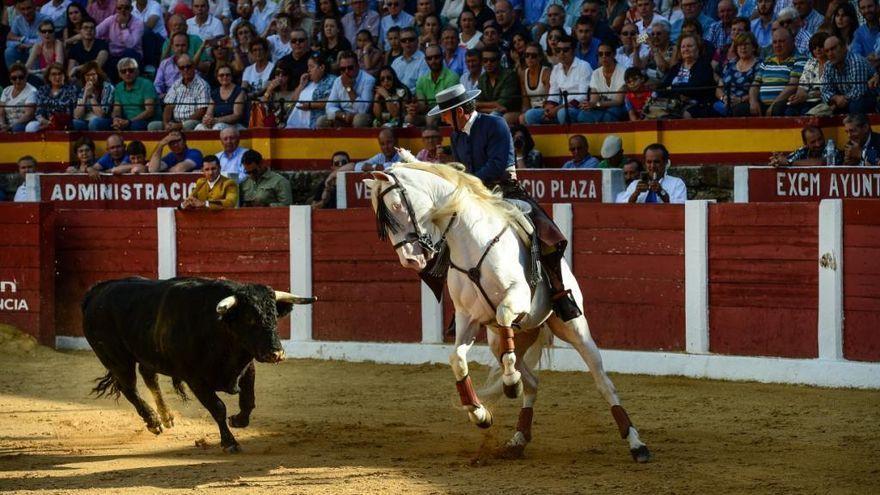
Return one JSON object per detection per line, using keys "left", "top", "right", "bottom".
{"left": 47, "top": 112, "right": 72, "bottom": 131}
{"left": 643, "top": 97, "right": 684, "bottom": 120}
{"left": 248, "top": 101, "right": 276, "bottom": 128}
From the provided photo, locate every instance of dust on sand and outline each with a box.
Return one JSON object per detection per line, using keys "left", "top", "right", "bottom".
{"left": 0, "top": 327, "right": 878, "bottom": 494}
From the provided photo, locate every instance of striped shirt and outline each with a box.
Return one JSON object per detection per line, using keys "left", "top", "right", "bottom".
{"left": 821, "top": 52, "right": 875, "bottom": 104}
{"left": 164, "top": 75, "right": 211, "bottom": 122}
{"left": 754, "top": 54, "right": 806, "bottom": 105}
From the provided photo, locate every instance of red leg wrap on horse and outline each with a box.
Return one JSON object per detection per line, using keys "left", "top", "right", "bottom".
{"left": 516, "top": 407, "right": 534, "bottom": 442}
{"left": 456, "top": 375, "right": 481, "bottom": 407}
{"left": 500, "top": 326, "right": 515, "bottom": 354}
{"left": 611, "top": 405, "right": 633, "bottom": 439}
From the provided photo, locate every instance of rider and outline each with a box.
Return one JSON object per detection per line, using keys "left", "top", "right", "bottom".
{"left": 428, "top": 84, "right": 582, "bottom": 322}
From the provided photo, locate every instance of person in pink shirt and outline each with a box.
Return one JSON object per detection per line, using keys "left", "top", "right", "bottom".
{"left": 96, "top": 0, "right": 144, "bottom": 73}
{"left": 88, "top": 0, "right": 118, "bottom": 23}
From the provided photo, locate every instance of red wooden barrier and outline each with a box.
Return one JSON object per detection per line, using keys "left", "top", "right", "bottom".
{"left": 54, "top": 210, "right": 158, "bottom": 337}
{"left": 37, "top": 173, "right": 199, "bottom": 208}
{"left": 311, "top": 209, "right": 421, "bottom": 342}
{"left": 0, "top": 204, "right": 55, "bottom": 345}
{"left": 708, "top": 203, "right": 819, "bottom": 358}
{"left": 571, "top": 204, "right": 686, "bottom": 351}
{"left": 843, "top": 200, "right": 880, "bottom": 361}
{"left": 745, "top": 167, "right": 880, "bottom": 202}
{"left": 175, "top": 209, "right": 292, "bottom": 339}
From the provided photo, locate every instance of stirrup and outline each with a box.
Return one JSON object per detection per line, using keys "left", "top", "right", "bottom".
{"left": 552, "top": 289, "right": 582, "bottom": 321}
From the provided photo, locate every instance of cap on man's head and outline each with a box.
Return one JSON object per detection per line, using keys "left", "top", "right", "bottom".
{"left": 601, "top": 135, "right": 623, "bottom": 159}
{"left": 427, "top": 84, "right": 481, "bottom": 116}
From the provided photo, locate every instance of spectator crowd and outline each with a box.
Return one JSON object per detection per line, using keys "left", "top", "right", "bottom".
{"left": 3, "top": 0, "right": 880, "bottom": 134}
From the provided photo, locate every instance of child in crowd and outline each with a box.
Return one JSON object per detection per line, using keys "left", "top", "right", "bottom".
{"left": 624, "top": 67, "right": 651, "bottom": 121}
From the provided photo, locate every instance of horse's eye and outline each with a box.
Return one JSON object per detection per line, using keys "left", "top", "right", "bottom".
{"left": 391, "top": 202, "right": 404, "bottom": 211}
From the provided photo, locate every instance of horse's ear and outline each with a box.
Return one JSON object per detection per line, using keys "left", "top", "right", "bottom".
{"left": 371, "top": 171, "right": 392, "bottom": 182}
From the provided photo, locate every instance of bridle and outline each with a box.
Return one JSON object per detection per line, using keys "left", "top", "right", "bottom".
{"left": 375, "top": 171, "right": 456, "bottom": 258}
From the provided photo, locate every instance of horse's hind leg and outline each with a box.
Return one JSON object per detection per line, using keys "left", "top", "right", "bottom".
{"left": 449, "top": 311, "right": 492, "bottom": 428}
{"left": 547, "top": 315, "right": 651, "bottom": 463}
{"left": 139, "top": 364, "right": 174, "bottom": 429}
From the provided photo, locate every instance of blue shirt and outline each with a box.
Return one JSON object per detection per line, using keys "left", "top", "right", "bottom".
{"left": 574, "top": 37, "right": 601, "bottom": 70}
{"left": 523, "top": 0, "right": 548, "bottom": 25}
{"left": 751, "top": 17, "right": 774, "bottom": 49}
{"left": 563, "top": 155, "right": 600, "bottom": 169}
{"left": 9, "top": 13, "right": 48, "bottom": 48}
{"left": 325, "top": 69, "right": 376, "bottom": 118}
{"left": 451, "top": 113, "right": 515, "bottom": 185}
{"left": 444, "top": 46, "right": 467, "bottom": 76}
{"left": 354, "top": 151, "right": 401, "bottom": 171}
{"left": 671, "top": 14, "right": 714, "bottom": 42}
{"left": 853, "top": 24, "right": 880, "bottom": 58}
{"left": 379, "top": 11, "right": 414, "bottom": 50}
{"left": 96, "top": 153, "right": 129, "bottom": 171}
{"left": 162, "top": 148, "right": 204, "bottom": 170}
{"left": 391, "top": 51, "right": 429, "bottom": 91}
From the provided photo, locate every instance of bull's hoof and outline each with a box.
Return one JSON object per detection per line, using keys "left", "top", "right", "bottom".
{"left": 222, "top": 443, "right": 242, "bottom": 454}
{"left": 160, "top": 414, "right": 175, "bottom": 429}
{"left": 503, "top": 380, "right": 523, "bottom": 399}
{"left": 146, "top": 423, "right": 163, "bottom": 435}
{"left": 630, "top": 445, "right": 651, "bottom": 463}
{"left": 228, "top": 413, "right": 250, "bottom": 428}
{"left": 497, "top": 443, "right": 526, "bottom": 459}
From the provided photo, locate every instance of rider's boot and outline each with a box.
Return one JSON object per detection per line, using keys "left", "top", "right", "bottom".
{"left": 542, "top": 246, "right": 582, "bottom": 322}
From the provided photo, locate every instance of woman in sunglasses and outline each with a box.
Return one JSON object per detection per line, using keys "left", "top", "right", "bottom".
{"left": 286, "top": 54, "right": 336, "bottom": 129}
{"left": 371, "top": 65, "right": 411, "bottom": 127}
{"left": 544, "top": 26, "right": 567, "bottom": 65}
{"left": 232, "top": 21, "right": 257, "bottom": 73}
{"left": 0, "top": 63, "right": 37, "bottom": 133}
{"left": 196, "top": 64, "right": 247, "bottom": 130}
{"left": 26, "top": 20, "right": 64, "bottom": 78}
{"left": 616, "top": 22, "right": 648, "bottom": 69}
{"left": 579, "top": 40, "right": 627, "bottom": 123}
{"left": 25, "top": 63, "right": 78, "bottom": 132}
{"left": 517, "top": 42, "right": 550, "bottom": 124}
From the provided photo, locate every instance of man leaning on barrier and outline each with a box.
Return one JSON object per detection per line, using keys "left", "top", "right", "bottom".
{"left": 621, "top": 143, "right": 687, "bottom": 204}
{"left": 181, "top": 156, "right": 239, "bottom": 210}
{"left": 239, "top": 150, "right": 292, "bottom": 207}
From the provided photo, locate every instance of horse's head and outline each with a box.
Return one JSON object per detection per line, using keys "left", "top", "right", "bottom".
{"left": 363, "top": 168, "right": 439, "bottom": 272}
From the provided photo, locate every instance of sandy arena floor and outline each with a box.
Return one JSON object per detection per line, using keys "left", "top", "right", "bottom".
{"left": 0, "top": 327, "right": 878, "bottom": 494}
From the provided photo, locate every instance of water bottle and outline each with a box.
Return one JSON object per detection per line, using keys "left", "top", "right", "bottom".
{"left": 826, "top": 139, "right": 837, "bottom": 166}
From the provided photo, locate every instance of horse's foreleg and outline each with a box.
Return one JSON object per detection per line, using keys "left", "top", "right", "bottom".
{"left": 495, "top": 293, "right": 530, "bottom": 399}
{"left": 449, "top": 312, "right": 492, "bottom": 428}
{"left": 547, "top": 315, "right": 651, "bottom": 463}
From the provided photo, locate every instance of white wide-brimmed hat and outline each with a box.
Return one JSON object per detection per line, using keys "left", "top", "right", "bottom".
{"left": 427, "top": 84, "right": 481, "bottom": 117}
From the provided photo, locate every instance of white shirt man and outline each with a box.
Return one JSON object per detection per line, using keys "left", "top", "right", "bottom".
{"left": 187, "top": 13, "right": 225, "bottom": 42}
{"left": 546, "top": 56, "right": 592, "bottom": 106}
{"left": 39, "top": 0, "right": 70, "bottom": 31}
{"left": 619, "top": 174, "right": 687, "bottom": 203}
{"left": 133, "top": 0, "right": 167, "bottom": 38}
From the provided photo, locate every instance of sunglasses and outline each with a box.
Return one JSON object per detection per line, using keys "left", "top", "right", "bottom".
{"left": 621, "top": 31, "right": 637, "bottom": 36}
{"left": 482, "top": 57, "right": 498, "bottom": 62}
{"left": 40, "top": 29, "right": 54, "bottom": 34}
{"left": 525, "top": 52, "right": 539, "bottom": 58}
{"left": 120, "top": 67, "right": 136, "bottom": 74}
{"left": 292, "top": 37, "right": 307, "bottom": 43}
{"left": 598, "top": 51, "right": 614, "bottom": 56}
{"left": 400, "top": 37, "right": 416, "bottom": 43}
{"left": 425, "top": 54, "right": 442, "bottom": 60}
{"left": 178, "top": 64, "right": 193, "bottom": 69}
{"left": 557, "top": 46, "right": 572, "bottom": 52}
{"left": 340, "top": 64, "right": 357, "bottom": 72}
{"left": 10, "top": 75, "right": 25, "bottom": 81}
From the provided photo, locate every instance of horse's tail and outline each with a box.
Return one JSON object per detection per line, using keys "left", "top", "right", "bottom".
{"left": 478, "top": 326, "right": 553, "bottom": 402}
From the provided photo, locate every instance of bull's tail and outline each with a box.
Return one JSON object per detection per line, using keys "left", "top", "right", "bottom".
{"left": 91, "top": 371, "right": 122, "bottom": 400}
{"left": 172, "top": 377, "right": 189, "bottom": 401}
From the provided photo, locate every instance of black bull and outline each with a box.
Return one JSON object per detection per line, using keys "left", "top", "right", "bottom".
{"left": 82, "top": 277, "right": 315, "bottom": 452}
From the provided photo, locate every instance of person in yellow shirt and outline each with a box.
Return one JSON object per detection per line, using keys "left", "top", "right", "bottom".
{"left": 181, "top": 156, "right": 239, "bottom": 209}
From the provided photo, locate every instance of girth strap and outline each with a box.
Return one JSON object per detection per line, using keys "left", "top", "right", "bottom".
{"left": 450, "top": 225, "right": 509, "bottom": 313}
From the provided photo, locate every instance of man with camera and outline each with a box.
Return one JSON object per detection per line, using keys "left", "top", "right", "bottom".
{"left": 620, "top": 143, "right": 687, "bottom": 203}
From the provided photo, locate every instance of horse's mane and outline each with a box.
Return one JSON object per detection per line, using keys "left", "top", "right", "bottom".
{"left": 392, "top": 150, "right": 533, "bottom": 240}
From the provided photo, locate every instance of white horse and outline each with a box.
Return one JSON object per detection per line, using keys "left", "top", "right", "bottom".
{"left": 364, "top": 156, "right": 650, "bottom": 462}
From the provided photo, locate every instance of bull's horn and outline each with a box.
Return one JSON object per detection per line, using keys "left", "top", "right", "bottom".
{"left": 216, "top": 295, "right": 237, "bottom": 314}
{"left": 274, "top": 291, "right": 317, "bottom": 305}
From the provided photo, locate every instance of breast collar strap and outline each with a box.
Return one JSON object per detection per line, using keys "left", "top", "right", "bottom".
{"left": 450, "top": 224, "right": 509, "bottom": 313}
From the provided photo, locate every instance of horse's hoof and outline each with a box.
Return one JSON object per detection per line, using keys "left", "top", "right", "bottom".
{"left": 498, "top": 443, "right": 526, "bottom": 459}
{"left": 468, "top": 406, "right": 493, "bottom": 429}
{"left": 630, "top": 445, "right": 651, "bottom": 463}
{"left": 228, "top": 413, "right": 250, "bottom": 428}
{"left": 223, "top": 442, "right": 242, "bottom": 454}
{"left": 146, "top": 423, "right": 163, "bottom": 435}
{"left": 503, "top": 380, "right": 523, "bottom": 399}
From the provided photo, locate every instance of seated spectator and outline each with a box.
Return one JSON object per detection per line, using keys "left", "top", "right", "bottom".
{"left": 72, "top": 62, "right": 115, "bottom": 131}
{"left": 124, "top": 140, "right": 149, "bottom": 174}
{"left": 656, "top": 34, "right": 717, "bottom": 118}
{"left": 0, "top": 64, "right": 37, "bottom": 133}
{"left": 26, "top": 63, "right": 78, "bottom": 132}
{"left": 624, "top": 67, "right": 651, "bottom": 121}
{"left": 511, "top": 124, "right": 542, "bottom": 169}
{"left": 562, "top": 135, "right": 600, "bottom": 169}
{"left": 786, "top": 31, "right": 829, "bottom": 116}
{"left": 312, "top": 0, "right": 343, "bottom": 47}
{"left": 712, "top": 16, "right": 749, "bottom": 68}
{"left": 853, "top": 0, "right": 879, "bottom": 59}
{"left": 381, "top": 0, "right": 414, "bottom": 51}
{"left": 441, "top": 26, "right": 467, "bottom": 75}
{"left": 598, "top": 135, "right": 625, "bottom": 168}
{"left": 524, "top": 35, "right": 592, "bottom": 125}
{"left": 266, "top": 14, "right": 293, "bottom": 63}
{"left": 676, "top": 18, "right": 715, "bottom": 67}
{"left": 751, "top": 0, "right": 775, "bottom": 51}
{"left": 830, "top": 2, "right": 858, "bottom": 49}
{"left": 415, "top": 0, "right": 438, "bottom": 30}
{"left": 460, "top": 48, "right": 483, "bottom": 91}
{"left": 579, "top": 0, "right": 620, "bottom": 47}
{"left": 240, "top": 150, "right": 293, "bottom": 207}
{"left": 66, "top": 19, "right": 110, "bottom": 79}
{"left": 420, "top": 14, "right": 442, "bottom": 48}
{"left": 621, "top": 143, "right": 687, "bottom": 203}
{"left": 516, "top": 42, "right": 551, "bottom": 125}
{"left": 615, "top": 23, "right": 649, "bottom": 69}
{"left": 25, "top": 20, "right": 64, "bottom": 78}
{"left": 154, "top": 33, "right": 190, "bottom": 98}
{"left": 705, "top": 0, "right": 737, "bottom": 52}
{"left": 579, "top": 41, "right": 627, "bottom": 123}
{"left": 87, "top": 0, "right": 116, "bottom": 26}
{"left": 132, "top": 0, "right": 167, "bottom": 68}
{"left": 573, "top": 16, "right": 601, "bottom": 70}
{"left": 94, "top": 134, "right": 130, "bottom": 173}
{"left": 287, "top": 54, "right": 336, "bottom": 129}
{"left": 415, "top": 126, "right": 443, "bottom": 162}
{"left": 391, "top": 27, "right": 428, "bottom": 91}
{"left": 353, "top": 128, "right": 400, "bottom": 172}
{"left": 634, "top": 0, "right": 668, "bottom": 36}
{"left": 441, "top": 0, "right": 465, "bottom": 28}
{"left": 197, "top": 65, "right": 247, "bottom": 131}
{"left": 147, "top": 131, "right": 205, "bottom": 172}
{"left": 151, "top": 54, "right": 211, "bottom": 131}
{"left": 342, "top": 0, "right": 380, "bottom": 46}
{"left": 181, "top": 156, "right": 240, "bottom": 210}
{"left": 458, "top": 9, "right": 483, "bottom": 50}
{"left": 384, "top": 26, "right": 404, "bottom": 65}
{"left": 66, "top": 136, "right": 98, "bottom": 175}
{"left": 216, "top": 127, "right": 249, "bottom": 180}
{"left": 769, "top": 125, "right": 843, "bottom": 166}
{"left": 544, "top": 27, "right": 566, "bottom": 65}
{"left": 414, "top": 44, "right": 460, "bottom": 126}
{"left": 111, "top": 58, "right": 158, "bottom": 131}
{"left": 537, "top": 5, "right": 570, "bottom": 53}
{"left": 96, "top": 0, "right": 145, "bottom": 70}
{"left": 615, "top": 157, "right": 645, "bottom": 203}
{"left": 311, "top": 151, "right": 350, "bottom": 209}
{"left": 476, "top": 46, "right": 521, "bottom": 125}
{"left": 750, "top": 27, "right": 806, "bottom": 116}
{"left": 260, "top": 62, "right": 297, "bottom": 124}
{"left": 644, "top": 19, "right": 675, "bottom": 83}
{"left": 202, "top": 38, "right": 236, "bottom": 86}
{"left": 230, "top": 0, "right": 269, "bottom": 38}
{"left": 355, "top": 30, "right": 384, "bottom": 78}
{"left": 671, "top": 0, "right": 714, "bottom": 42}
{"left": 187, "top": 0, "right": 226, "bottom": 46}
{"left": 162, "top": 14, "right": 205, "bottom": 67}
{"left": 231, "top": 22, "right": 258, "bottom": 75}
{"left": 62, "top": 3, "right": 91, "bottom": 45}
{"left": 276, "top": 28, "right": 311, "bottom": 84}
{"left": 13, "top": 156, "right": 37, "bottom": 202}
{"left": 842, "top": 113, "right": 880, "bottom": 166}
{"left": 318, "top": 17, "right": 352, "bottom": 73}
{"left": 821, "top": 35, "right": 877, "bottom": 115}
{"left": 243, "top": 37, "right": 276, "bottom": 97}
{"left": 371, "top": 65, "right": 411, "bottom": 127}
{"left": 465, "top": 0, "right": 494, "bottom": 35}
{"left": 714, "top": 32, "right": 760, "bottom": 117}
{"left": 477, "top": 22, "right": 505, "bottom": 64}
{"left": 5, "top": 0, "right": 45, "bottom": 70}
{"left": 319, "top": 51, "right": 375, "bottom": 128}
